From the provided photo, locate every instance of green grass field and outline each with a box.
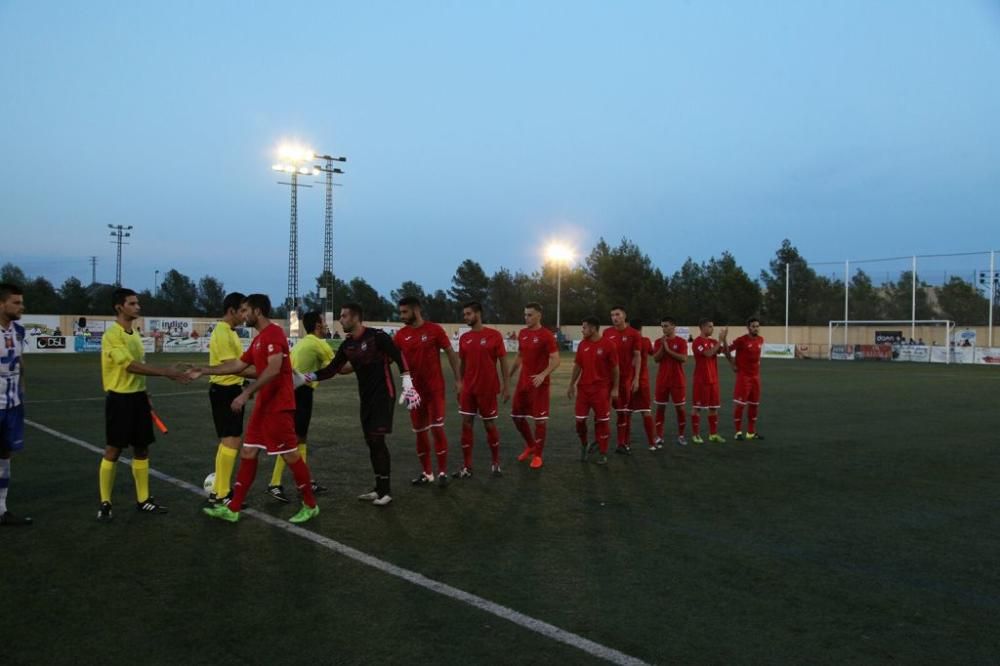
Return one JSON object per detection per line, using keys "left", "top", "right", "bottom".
{"left": 3, "top": 353, "right": 999, "bottom": 665}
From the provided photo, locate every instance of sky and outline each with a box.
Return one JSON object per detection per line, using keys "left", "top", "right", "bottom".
{"left": 2, "top": 0, "right": 999, "bottom": 303}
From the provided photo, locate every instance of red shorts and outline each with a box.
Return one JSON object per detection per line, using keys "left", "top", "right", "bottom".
{"left": 511, "top": 384, "right": 551, "bottom": 420}
{"left": 409, "top": 390, "right": 446, "bottom": 431}
{"left": 459, "top": 389, "right": 499, "bottom": 420}
{"left": 575, "top": 384, "right": 611, "bottom": 421}
{"left": 692, "top": 382, "right": 720, "bottom": 410}
{"left": 733, "top": 374, "right": 761, "bottom": 405}
{"left": 627, "top": 384, "right": 651, "bottom": 412}
{"left": 654, "top": 383, "right": 686, "bottom": 405}
{"left": 245, "top": 409, "right": 299, "bottom": 455}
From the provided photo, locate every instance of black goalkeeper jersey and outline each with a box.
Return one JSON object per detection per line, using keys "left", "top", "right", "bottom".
{"left": 315, "top": 327, "right": 406, "bottom": 402}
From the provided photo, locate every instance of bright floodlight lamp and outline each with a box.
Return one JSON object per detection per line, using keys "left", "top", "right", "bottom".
{"left": 544, "top": 242, "right": 575, "bottom": 331}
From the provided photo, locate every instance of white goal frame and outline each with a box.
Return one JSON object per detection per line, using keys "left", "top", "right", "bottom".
{"left": 827, "top": 319, "right": 956, "bottom": 363}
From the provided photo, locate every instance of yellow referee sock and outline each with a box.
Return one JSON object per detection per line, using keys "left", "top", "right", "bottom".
{"left": 297, "top": 443, "right": 307, "bottom": 463}
{"left": 99, "top": 459, "right": 116, "bottom": 503}
{"left": 216, "top": 445, "right": 239, "bottom": 497}
{"left": 132, "top": 458, "right": 150, "bottom": 504}
{"left": 268, "top": 443, "right": 306, "bottom": 486}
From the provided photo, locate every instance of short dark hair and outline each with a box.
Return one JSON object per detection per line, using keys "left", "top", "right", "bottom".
{"left": 747, "top": 317, "right": 761, "bottom": 326}
{"left": 0, "top": 283, "right": 22, "bottom": 301}
{"left": 582, "top": 315, "right": 600, "bottom": 328}
{"left": 661, "top": 316, "right": 676, "bottom": 325}
{"left": 302, "top": 311, "right": 323, "bottom": 334}
{"left": 525, "top": 302, "right": 542, "bottom": 312}
{"left": 463, "top": 301, "right": 482, "bottom": 314}
{"left": 610, "top": 305, "right": 627, "bottom": 318}
{"left": 112, "top": 288, "right": 138, "bottom": 311}
{"left": 243, "top": 293, "right": 271, "bottom": 317}
{"left": 698, "top": 317, "right": 713, "bottom": 327}
{"left": 222, "top": 292, "right": 245, "bottom": 314}
{"left": 341, "top": 302, "right": 363, "bottom": 319}
{"left": 398, "top": 296, "right": 422, "bottom": 308}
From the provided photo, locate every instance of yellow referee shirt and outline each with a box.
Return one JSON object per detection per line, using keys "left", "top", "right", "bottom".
{"left": 101, "top": 322, "right": 146, "bottom": 393}
{"left": 291, "top": 334, "right": 334, "bottom": 389}
{"left": 209, "top": 321, "right": 244, "bottom": 386}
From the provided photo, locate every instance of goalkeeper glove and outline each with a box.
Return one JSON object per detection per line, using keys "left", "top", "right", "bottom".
{"left": 399, "top": 372, "right": 421, "bottom": 410}
{"left": 292, "top": 370, "right": 308, "bottom": 388}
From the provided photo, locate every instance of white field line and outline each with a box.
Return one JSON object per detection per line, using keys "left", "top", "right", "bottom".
{"left": 25, "top": 418, "right": 650, "bottom": 666}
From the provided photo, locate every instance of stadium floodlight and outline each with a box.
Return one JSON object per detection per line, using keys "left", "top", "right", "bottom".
{"left": 273, "top": 143, "right": 319, "bottom": 315}
{"left": 313, "top": 151, "right": 348, "bottom": 316}
{"left": 544, "top": 242, "right": 575, "bottom": 331}
{"left": 277, "top": 144, "right": 315, "bottom": 163}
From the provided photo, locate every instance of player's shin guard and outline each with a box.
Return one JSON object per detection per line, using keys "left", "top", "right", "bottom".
{"left": 595, "top": 420, "right": 611, "bottom": 454}
{"left": 691, "top": 411, "right": 701, "bottom": 436}
{"left": 431, "top": 426, "right": 449, "bottom": 473}
{"left": 485, "top": 425, "right": 500, "bottom": 465}
{"left": 642, "top": 413, "right": 655, "bottom": 446}
{"left": 366, "top": 434, "right": 392, "bottom": 497}
{"left": 415, "top": 429, "right": 432, "bottom": 475}
{"left": 575, "top": 419, "right": 588, "bottom": 446}
{"left": 131, "top": 458, "right": 150, "bottom": 504}
{"left": 708, "top": 413, "right": 719, "bottom": 435}
{"left": 99, "top": 458, "right": 116, "bottom": 503}
{"left": 461, "top": 422, "right": 474, "bottom": 469}
{"left": 228, "top": 455, "right": 259, "bottom": 513}
{"left": 534, "top": 420, "right": 547, "bottom": 454}
{"left": 512, "top": 416, "right": 533, "bottom": 446}
{"left": 676, "top": 406, "right": 687, "bottom": 436}
{"left": 655, "top": 406, "right": 665, "bottom": 440}
{"left": 287, "top": 458, "right": 316, "bottom": 508}
{"left": 733, "top": 403, "right": 744, "bottom": 432}
{"left": 748, "top": 404, "right": 759, "bottom": 434}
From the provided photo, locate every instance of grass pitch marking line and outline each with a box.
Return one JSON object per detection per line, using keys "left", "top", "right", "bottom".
{"left": 25, "top": 418, "right": 649, "bottom": 666}
{"left": 26, "top": 390, "right": 204, "bottom": 404}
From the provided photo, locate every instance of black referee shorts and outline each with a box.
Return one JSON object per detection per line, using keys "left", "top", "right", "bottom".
{"left": 360, "top": 394, "right": 395, "bottom": 435}
{"left": 294, "top": 385, "right": 314, "bottom": 440}
{"left": 105, "top": 391, "right": 155, "bottom": 450}
{"left": 209, "top": 384, "right": 245, "bottom": 438}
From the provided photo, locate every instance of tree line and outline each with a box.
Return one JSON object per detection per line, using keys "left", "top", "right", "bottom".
{"left": 3, "top": 238, "right": 993, "bottom": 325}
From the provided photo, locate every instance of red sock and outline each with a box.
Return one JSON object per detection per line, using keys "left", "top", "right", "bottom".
{"left": 533, "top": 420, "right": 547, "bottom": 454}
{"left": 708, "top": 413, "right": 718, "bottom": 435}
{"left": 415, "top": 430, "right": 432, "bottom": 475}
{"left": 691, "top": 411, "right": 701, "bottom": 436}
{"left": 748, "top": 404, "right": 758, "bottom": 434}
{"left": 431, "top": 426, "right": 448, "bottom": 473}
{"left": 624, "top": 413, "right": 633, "bottom": 445}
{"left": 287, "top": 457, "right": 316, "bottom": 508}
{"left": 642, "top": 413, "right": 655, "bottom": 445}
{"left": 228, "top": 455, "right": 258, "bottom": 512}
{"left": 486, "top": 425, "right": 500, "bottom": 465}
{"left": 512, "top": 417, "right": 533, "bottom": 447}
{"left": 461, "top": 422, "right": 474, "bottom": 469}
{"left": 595, "top": 420, "right": 611, "bottom": 454}
{"left": 676, "top": 406, "right": 686, "bottom": 436}
{"left": 733, "top": 403, "right": 744, "bottom": 432}
{"left": 616, "top": 411, "right": 629, "bottom": 446}
{"left": 655, "top": 406, "right": 665, "bottom": 440}
{"left": 575, "top": 420, "right": 588, "bottom": 446}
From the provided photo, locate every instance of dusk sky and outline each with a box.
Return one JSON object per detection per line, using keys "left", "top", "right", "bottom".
{"left": 3, "top": 1, "right": 999, "bottom": 303}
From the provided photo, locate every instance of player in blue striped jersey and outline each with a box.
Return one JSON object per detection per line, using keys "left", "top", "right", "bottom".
{"left": 0, "top": 283, "right": 32, "bottom": 526}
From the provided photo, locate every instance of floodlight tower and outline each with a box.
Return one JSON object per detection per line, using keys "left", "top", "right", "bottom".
{"left": 313, "top": 152, "right": 346, "bottom": 314}
{"left": 544, "top": 242, "right": 575, "bottom": 331}
{"left": 272, "top": 146, "right": 319, "bottom": 313}
{"left": 108, "top": 224, "right": 133, "bottom": 286}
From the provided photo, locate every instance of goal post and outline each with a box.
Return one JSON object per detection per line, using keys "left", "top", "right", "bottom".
{"left": 827, "top": 319, "right": 955, "bottom": 363}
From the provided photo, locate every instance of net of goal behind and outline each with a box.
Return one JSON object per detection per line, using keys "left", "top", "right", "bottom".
{"left": 827, "top": 319, "right": 963, "bottom": 364}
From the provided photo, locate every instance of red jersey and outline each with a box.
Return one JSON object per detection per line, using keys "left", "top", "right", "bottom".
{"left": 730, "top": 334, "right": 765, "bottom": 377}
{"left": 637, "top": 336, "right": 652, "bottom": 388}
{"left": 459, "top": 327, "right": 506, "bottom": 394}
{"left": 240, "top": 323, "right": 295, "bottom": 412}
{"left": 602, "top": 326, "right": 642, "bottom": 382}
{"left": 395, "top": 321, "right": 451, "bottom": 395}
{"left": 692, "top": 336, "right": 720, "bottom": 385}
{"left": 654, "top": 336, "right": 688, "bottom": 388}
{"left": 516, "top": 327, "right": 558, "bottom": 389}
{"left": 575, "top": 337, "right": 618, "bottom": 388}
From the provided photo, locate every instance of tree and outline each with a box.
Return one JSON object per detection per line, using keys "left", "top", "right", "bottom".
{"left": 158, "top": 269, "right": 199, "bottom": 316}
{"left": 424, "top": 289, "right": 454, "bottom": 323}
{"left": 87, "top": 283, "right": 117, "bottom": 315}
{"left": 487, "top": 267, "right": 529, "bottom": 324}
{"left": 24, "top": 276, "right": 60, "bottom": 314}
{"left": 58, "top": 276, "right": 91, "bottom": 314}
{"left": 703, "top": 252, "right": 762, "bottom": 325}
{"left": 585, "top": 238, "right": 669, "bottom": 324}
{"left": 936, "top": 276, "right": 988, "bottom": 324}
{"left": 448, "top": 259, "right": 490, "bottom": 315}
{"left": 883, "top": 271, "right": 936, "bottom": 320}
{"left": 846, "top": 270, "right": 882, "bottom": 320}
{"left": 390, "top": 281, "right": 427, "bottom": 306}
{"left": 668, "top": 258, "right": 709, "bottom": 325}
{"left": 0, "top": 263, "right": 28, "bottom": 286}
{"left": 197, "top": 276, "right": 226, "bottom": 316}
{"left": 347, "top": 277, "right": 392, "bottom": 321}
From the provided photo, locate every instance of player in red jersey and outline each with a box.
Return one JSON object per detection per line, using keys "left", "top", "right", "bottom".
{"left": 568, "top": 316, "right": 619, "bottom": 465}
{"left": 196, "top": 294, "right": 319, "bottom": 524}
{"left": 652, "top": 316, "right": 689, "bottom": 446}
{"left": 724, "top": 317, "right": 765, "bottom": 441}
{"left": 456, "top": 301, "right": 509, "bottom": 478}
{"left": 601, "top": 306, "right": 642, "bottom": 454}
{"left": 508, "top": 302, "right": 560, "bottom": 469}
{"left": 396, "top": 296, "right": 462, "bottom": 485}
{"left": 625, "top": 321, "right": 658, "bottom": 451}
{"left": 691, "top": 318, "right": 727, "bottom": 444}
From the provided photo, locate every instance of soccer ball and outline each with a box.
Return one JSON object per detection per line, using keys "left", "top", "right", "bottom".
{"left": 203, "top": 473, "right": 216, "bottom": 496}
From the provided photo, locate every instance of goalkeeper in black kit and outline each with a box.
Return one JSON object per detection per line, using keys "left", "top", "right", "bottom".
{"left": 305, "top": 302, "right": 420, "bottom": 506}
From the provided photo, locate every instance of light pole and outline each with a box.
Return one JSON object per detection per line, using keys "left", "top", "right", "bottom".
{"left": 313, "top": 152, "right": 346, "bottom": 316}
{"left": 108, "top": 224, "right": 133, "bottom": 286}
{"left": 154, "top": 269, "right": 160, "bottom": 297}
{"left": 544, "top": 242, "right": 574, "bottom": 331}
{"left": 273, "top": 145, "right": 319, "bottom": 314}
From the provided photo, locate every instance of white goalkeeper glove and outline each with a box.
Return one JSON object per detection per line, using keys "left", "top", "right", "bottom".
{"left": 292, "top": 370, "right": 307, "bottom": 388}
{"left": 399, "top": 373, "right": 421, "bottom": 410}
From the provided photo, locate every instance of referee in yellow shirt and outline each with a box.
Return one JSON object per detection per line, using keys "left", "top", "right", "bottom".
{"left": 98, "top": 288, "right": 191, "bottom": 521}
{"left": 267, "top": 310, "right": 333, "bottom": 502}
{"left": 207, "top": 292, "right": 250, "bottom": 504}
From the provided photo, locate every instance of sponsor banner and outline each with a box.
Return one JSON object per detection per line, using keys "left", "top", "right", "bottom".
{"left": 930, "top": 346, "right": 975, "bottom": 364}
{"left": 142, "top": 337, "right": 156, "bottom": 353}
{"left": 953, "top": 328, "right": 976, "bottom": 349}
{"left": 505, "top": 339, "right": 518, "bottom": 353}
{"left": 974, "top": 347, "right": 1000, "bottom": 365}
{"left": 74, "top": 335, "right": 103, "bottom": 352}
{"left": 830, "top": 344, "right": 854, "bottom": 361}
{"left": 875, "top": 330, "right": 904, "bottom": 345}
{"left": 163, "top": 336, "right": 209, "bottom": 353}
{"left": 146, "top": 318, "right": 193, "bottom": 337}
{"left": 854, "top": 344, "right": 893, "bottom": 361}
{"left": 22, "top": 315, "right": 62, "bottom": 336}
{"left": 75, "top": 320, "right": 108, "bottom": 335}
{"left": 25, "top": 335, "right": 74, "bottom": 354}
{"left": 891, "top": 345, "right": 930, "bottom": 363}
{"left": 761, "top": 343, "right": 794, "bottom": 359}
